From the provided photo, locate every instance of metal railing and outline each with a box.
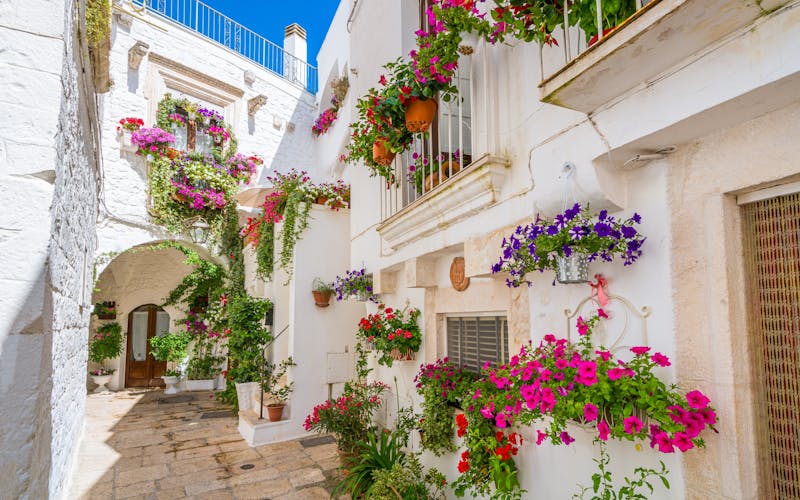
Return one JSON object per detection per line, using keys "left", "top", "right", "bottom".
{"left": 130, "top": 0, "right": 318, "bottom": 93}
{"left": 380, "top": 58, "right": 472, "bottom": 221}
{"left": 540, "top": 0, "right": 651, "bottom": 81}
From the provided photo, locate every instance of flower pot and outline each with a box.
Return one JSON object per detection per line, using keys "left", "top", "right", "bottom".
{"left": 424, "top": 171, "right": 448, "bottom": 192}
{"left": 555, "top": 253, "right": 590, "bottom": 284}
{"left": 405, "top": 99, "right": 438, "bottom": 133}
{"left": 389, "top": 348, "right": 415, "bottom": 361}
{"left": 162, "top": 375, "right": 181, "bottom": 395}
{"left": 267, "top": 403, "right": 285, "bottom": 422}
{"left": 90, "top": 374, "right": 112, "bottom": 393}
{"left": 442, "top": 160, "right": 461, "bottom": 177}
{"left": 312, "top": 290, "right": 332, "bottom": 307}
{"left": 171, "top": 192, "right": 187, "bottom": 203}
{"left": 372, "top": 139, "right": 396, "bottom": 166}
{"left": 186, "top": 379, "right": 215, "bottom": 391}
{"left": 235, "top": 382, "right": 260, "bottom": 411}
{"left": 97, "top": 313, "right": 116, "bottom": 320}
{"left": 458, "top": 31, "right": 480, "bottom": 55}
{"left": 316, "top": 196, "right": 329, "bottom": 205}
{"left": 119, "top": 129, "right": 138, "bottom": 153}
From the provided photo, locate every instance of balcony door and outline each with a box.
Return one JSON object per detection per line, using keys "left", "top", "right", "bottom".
{"left": 125, "top": 304, "right": 170, "bottom": 388}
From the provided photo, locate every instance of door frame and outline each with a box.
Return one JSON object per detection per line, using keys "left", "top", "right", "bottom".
{"left": 124, "top": 304, "right": 168, "bottom": 388}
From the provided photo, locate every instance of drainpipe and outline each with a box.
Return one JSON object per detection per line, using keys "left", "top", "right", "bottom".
{"left": 283, "top": 23, "right": 308, "bottom": 88}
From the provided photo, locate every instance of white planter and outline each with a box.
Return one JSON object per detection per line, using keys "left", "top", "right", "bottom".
{"left": 90, "top": 374, "right": 112, "bottom": 393}
{"left": 119, "top": 129, "right": 138, "bottom": 153}
{"left": 235, "top": 382, "right": 260, "bottom": 411}
{"left": 186, "top": 379, "right": 215, "bottom": 391}
{"left": 162, "top": 375, "right": 181, "bottom": 395}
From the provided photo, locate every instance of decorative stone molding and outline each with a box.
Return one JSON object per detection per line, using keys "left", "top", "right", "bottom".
{"left": 405, "top": 258, "right": 437, "bottom": 288}
{"left": 373, "top": 269, "right": 398, "bottom": 295}
{"left": 128, "top": 41, "right": 149, "bottom": 70}
{"left": 377, "top": 154, "right": 511, "bottom": 250}
{"left": 247, "top": 94, "right": 267, "bottom": 116}
{"left": 113, "top": 5, "right": 133, "bottom": 29}
{"left": 148, "top": 53, "right": 244, "bottom": 101}
{"left": 286, "top": 121, "right": 296, "bottom": 133}
{"left": 243, "top": 70, "right": 256, "bottom": 85}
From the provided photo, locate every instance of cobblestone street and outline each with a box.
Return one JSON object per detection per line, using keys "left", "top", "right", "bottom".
{"left": 70, "top": 390, "right": 343, "bottom": 499}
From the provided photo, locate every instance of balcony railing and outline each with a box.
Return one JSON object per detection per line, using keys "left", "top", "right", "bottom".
{"left": 129, "top": 0, "right": 318, "bottom": 93}
{"left": 380, "top": 58, "right": 472, "bottom": 221}
{"left": 539, "top": 0, "right": 652, "bottom": 82}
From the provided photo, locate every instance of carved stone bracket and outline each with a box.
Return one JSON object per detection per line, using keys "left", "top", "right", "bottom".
{"left": 243, "top": 70, "right": 256, "bottom": 85}
{"left": 248, "top": 95, "right": 267, "bottom": 116}
{"left": 128, "top": 41, "right": 149, "bottom": 70}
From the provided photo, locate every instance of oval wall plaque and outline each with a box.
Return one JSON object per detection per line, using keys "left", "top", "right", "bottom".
{"left": 450, "top": 257, "right": 470, "bottom": 291}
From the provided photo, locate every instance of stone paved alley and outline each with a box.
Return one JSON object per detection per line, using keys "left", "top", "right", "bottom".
{"left": 70, "top": 390, "right": 344, "bottom": 499}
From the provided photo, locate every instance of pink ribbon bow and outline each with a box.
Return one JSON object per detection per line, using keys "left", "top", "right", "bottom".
{"left": 590, "top": 274, "right": 609, "bottom": 308}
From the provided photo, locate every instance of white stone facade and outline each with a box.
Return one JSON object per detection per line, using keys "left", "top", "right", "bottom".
{"left": 313, "top": 0, "right": 800, "bottom": 498}
{"left": 0, "top": 0, "right": 100, "bottom": 497}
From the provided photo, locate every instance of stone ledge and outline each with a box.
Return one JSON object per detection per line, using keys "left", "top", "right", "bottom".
{"left": 377, "top": 154, "right": 511, "bottom": 251}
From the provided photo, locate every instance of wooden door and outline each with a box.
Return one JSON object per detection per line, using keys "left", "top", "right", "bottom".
{"left": 125, "top": 304, "right": 170, "bottom": 388}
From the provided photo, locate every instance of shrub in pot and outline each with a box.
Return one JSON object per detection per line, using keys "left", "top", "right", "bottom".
{"left": 260, "top": 357, "right": 296, "bottom": 422}
{"left": 312, "top": 278, "right": 334, "bottom": 307}
{"left": 88, "top": 322, "right": 123, "bottom": 392}
{"left": 149, "top": 331, "right": 191, "bottom": 394}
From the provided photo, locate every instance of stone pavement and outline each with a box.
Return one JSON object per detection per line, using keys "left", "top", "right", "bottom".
{"left": 70, "top": 389, "right": 345, "bottom": 499}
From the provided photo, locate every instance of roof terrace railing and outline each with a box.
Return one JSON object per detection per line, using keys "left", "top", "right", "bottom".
{"left": 130, "top": 0, "right": 318, "bottom": 93}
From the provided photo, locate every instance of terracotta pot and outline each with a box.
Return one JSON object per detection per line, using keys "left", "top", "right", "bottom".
{"left": 267, "top": 403, "right": 285, "bottom": 422}
{"left": 405, "top": 99, "right": 437, "bottom": 133}
{"left": 588, "top": 27, "right": 617, "bottom": 47}
{"left": 442, "top": 160, "right": 461, "bottom": 176}
{"left": 372, "top": 139, "right": 396, "bottom": 166}
{"left": 424, "top": 171, "right": 448, "bottom": 191}
{"left": 312, "top": 290, "right": 332, "bottom": 307}
{"left": 316, "top": 196, "right": 329, "bottom": 205}
{"left": 389, "top": 348, "right": 415, "bottom": 361}
{"left": 171, "top": 192, "right": 187, "bottom": 203}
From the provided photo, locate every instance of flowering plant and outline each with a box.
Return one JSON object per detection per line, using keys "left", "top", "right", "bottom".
{"left": 117, "top": 117, "right": 144, "bottom": 132}
{"left": 311, "top": 107, "right": 338, "bottom": 136}
{"left": 166, "top": 113, "right": 185, "bottom": 127}
{"left": 408, "top": 149, "right": 461, "bottom": 194}
{"left": 303, "top": 380, "right": 389, "bottom": 454}
{"left": 489, "top": 0, "right": 563, "bottom": 46}
{"left": 224, "top": 153, "right": 260, "bottom": 184}
{"left": 492, "top": 204, "right": 646, "bottom": 287}
{"left": 312, "top": 75, "right": 349, "bottom": 136}
{"left": 88, "top": 322, "right": 123, "bottom": 364}
{"left": 92, "top": 301, "right": 117, "bottom": 318}
{"left": 310, "top": 179, "right": 350, "bottom": 210}
{"left": 197, "top": 107, "right": 225, "bottom": 123}
{"left": 454, "top": 312, "right": 718, "bottom": 498}
{"left": 333, "top": 267, "right": 376, "bottom": 302}
{"left": 414, "top": 358, "right": 476, "bottom": 455}
{"left": 90, "top": 367, "right": 115, "bottom": 376}
{"left": 206, "top": 125, "right": 230, "bottom": 144}
{"left": 357, "top": 303, "right": 422, "bottom": 367}
{"left": 130, "top": 127, "right": 175, "bottom": 157}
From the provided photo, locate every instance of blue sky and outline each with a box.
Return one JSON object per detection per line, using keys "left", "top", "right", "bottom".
{"left": 202, "top": 1, "right": 341, "bottom": 66}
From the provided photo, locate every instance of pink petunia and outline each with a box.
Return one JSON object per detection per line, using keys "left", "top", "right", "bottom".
{"left": 630, "top": 346, "right": 651, "bottom": 356}
{"left": 597, "top": 421, "right": 610, "bottom": 441}
{"left": 577, "top": 316, "right": 589, "bottom": 336}
{"left": 623, "top": 415, "right": 644, "bottom": 435}
{"left": 584, "top": 403, "right": 599, "bottom": 422}
{"left": 672, "top": 432, "right": 694, "bottom": 452}
{"left": 651, "top": 352, "right": 671, "bottom": 367}
{"left": 560, "top": 431, "right": 575, "bottom": 445}
{"left": 536, "top": 430, "right": 548, "bottom": 445}
{"left": 686, "top": 390, "right": 710, "bottom": 409}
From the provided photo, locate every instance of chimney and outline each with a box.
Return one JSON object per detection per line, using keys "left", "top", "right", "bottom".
{"left": 283, "top": 23, "right": 308, "bottom": 64}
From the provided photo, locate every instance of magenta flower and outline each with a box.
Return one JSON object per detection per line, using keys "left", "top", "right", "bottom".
{"left": 583, "top": 403, "right": 599, "bottom": 422}
{"left": 630, "top": 346, "right": 650, "bottom": 356}
{"left": 595, "top": 350, "right": 612, "bottom": 361}
{"left": 560, "top": 431, "right": 575, "bottom": 445}
{"left": 577, "top": 316, "right": 589, "bottom": 335}
{"left": 623, "top": 415, "right": 644, "bottom": 435}
{"left": 686, "top": 390, "right": 710, "bottom": 409}
{"left": 651, "top": 352, "right": 671, "bottom": 367}
{"left": 597, "top": 421, "right": 610, "bottom": 441}
{"left": 536, "top": 430, "right": 548, "bottom": 445}
{"left": 672, "top": 432, "right": 694, "bottom": 452}
{"left": 495, "top": 412, "right": 508, "bottom": 428}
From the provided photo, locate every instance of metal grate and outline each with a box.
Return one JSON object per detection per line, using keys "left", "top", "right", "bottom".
{"left": 446, "top": 316, "right": 508, "bottom": 373}
{"left": 742, "top": 192, "right": 800, "bottom": 499}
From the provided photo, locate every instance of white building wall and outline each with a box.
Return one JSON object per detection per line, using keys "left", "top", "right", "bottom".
{"left": 0, "top": 0, "right": 100, "bottom": 497}
{"left": 335, "top": 0, "right": 800, "bottom": 498}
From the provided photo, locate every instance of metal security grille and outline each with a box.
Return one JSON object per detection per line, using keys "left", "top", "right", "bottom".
{"left": 742, "top": 192, "right": 800, "bottom": 499}
{"left": 446, "top": 316, "right": 508, "bottom": 373}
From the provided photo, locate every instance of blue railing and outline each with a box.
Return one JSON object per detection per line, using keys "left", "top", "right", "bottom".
{"left": 130, "top": 0, "right": 318, "bottom": 93}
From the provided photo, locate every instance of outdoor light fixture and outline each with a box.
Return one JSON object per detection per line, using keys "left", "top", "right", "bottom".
{"left": 187, "top": 217, "right": 210, "bottom": 244}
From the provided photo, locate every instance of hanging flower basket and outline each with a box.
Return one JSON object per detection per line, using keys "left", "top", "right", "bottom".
{"left": 555, "top": 253, "right": 590, "bottom": 284}
{"left": 372, "top": 139, "right": 396, "bottom": 166}
{"left": 404, "top": 98, "right": 437, "bottom": 133}
{"left": 389, "top": 348, "right": 415, "bottom": 361}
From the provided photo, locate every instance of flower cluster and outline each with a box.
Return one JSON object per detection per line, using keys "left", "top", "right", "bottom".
{"left": 206, "top": 125, "right": 230, "bottom": 144}
{"left": 117, "top": 117, "right": 144, "bottom": 132}
{"left": 88, "top": 322, "right": 123, "bottom": 365}
{"left": 312, "top": 76, "right": 349, "bottom": 136}
{"left": 303, "top": 380, "right": 388, "bottom": 454}
{"left": 333, "top": 267, "right": 375, "bottom": 302}
{"left": 415, "top": 357, "right": 474, "bottom": 401}
{"left": 90, "top": 367, "right": 115, "bottom": 376}
{"left": 408, "top": 149, "right": 461, "bottom": 193}
{"left": 492, "top": 204, "right": 646, "bottom": 287}
{"left": 131, "top": 127, "right": 176, "bottom": 157}
{"left": 310, "top": 179, "right": 350, "bottom": 210}
{"left": 224, "top": 153, "right": 260, "bottom": 183}
{"left": 92, "top": 301, "right": 117, "bottom": 317}
{"left": 166, "top": 113, "right": 185, "bottom": 127}
{"left": 197, "top": 107, "right": 225, "bottom": 122}
{"left": 357, "top": 303, "right": 422, "bottom": 367}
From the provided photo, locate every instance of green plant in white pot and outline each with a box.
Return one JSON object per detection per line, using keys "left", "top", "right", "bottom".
{"left": 149, "top": 331, "right": 191, "bottom": 394}
{"left": 88, "top": 322, "right": 123, "bottom": 393}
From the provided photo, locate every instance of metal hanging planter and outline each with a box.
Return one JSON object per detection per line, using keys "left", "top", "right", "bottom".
{"left": 555, "top": 253, "right": 590, "bottom": 284}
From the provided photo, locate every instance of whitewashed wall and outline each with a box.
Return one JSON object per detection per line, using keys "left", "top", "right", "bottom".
{"left": 340, "top": 0, "right": 800, "bottom": 498}
{"left": 0, "top": 0, "right": 100, "bottom": 497}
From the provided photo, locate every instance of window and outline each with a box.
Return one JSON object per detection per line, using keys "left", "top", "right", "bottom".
{"left": 166, "top": 106, "right": 217, "bottom": 155}
{"left": 446, "top": 315, "right": 508, "bottom": 373}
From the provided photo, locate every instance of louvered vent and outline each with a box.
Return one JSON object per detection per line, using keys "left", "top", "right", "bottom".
{"left": 446, "top": 316, "right": 508, "bottom": 372}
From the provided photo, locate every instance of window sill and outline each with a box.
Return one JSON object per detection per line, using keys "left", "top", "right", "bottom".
{"left": 377, "top": 154, "right": 511, "bottom": 251}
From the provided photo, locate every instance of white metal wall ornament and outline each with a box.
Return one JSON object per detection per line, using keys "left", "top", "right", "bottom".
{"left": 564, "top": 293, "right": 651, "bottom": 358}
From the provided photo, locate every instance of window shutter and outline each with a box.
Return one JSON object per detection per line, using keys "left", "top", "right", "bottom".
{"left": 447, "top": 315, "right": 508, "bottom": 373}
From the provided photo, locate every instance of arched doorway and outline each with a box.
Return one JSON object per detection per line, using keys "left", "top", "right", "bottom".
{"left": 125, "top": 304, "right": 170, "bottom": 388}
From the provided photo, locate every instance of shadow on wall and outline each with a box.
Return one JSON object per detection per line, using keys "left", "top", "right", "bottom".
{"left": 256, "top": 92, "right": 317, "bottom": 185}
{"left": 69, "top": 390, "right": 343, "bottom": 497}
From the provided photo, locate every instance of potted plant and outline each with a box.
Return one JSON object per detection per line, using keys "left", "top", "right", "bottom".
{"left": 357, "top": 303, "right": 422, "bottom": 367}
{"left": 185, "top": 353, "right": 223, "bottom": 391}
{"left": 92, "top": 300, "right": 117, "bottom": 320}
{"left": 149, "top": 331, "right": 191, "bottom": 394}
{"left": 130, "top": 126, "right": 176, "bottom": 159}
{"left": 117, "top": 117, "right": 144, "bottom": 152}
{"left": 408, "top": 150, "right": 463, "bottom": 194}
{"left": 312, "top": 278, "right": 335, "bottom": 307}
{"left": 88, "top": 322, "right": 123, "bottom": 393}
{"left": 569, "top": 0, "right": 638, "bottom": 45}
{"left": 261, "top": 357, "right": 296, "bottom": 422}
{"left": 333, "top": 267, "right": 376, "bottom": 302}
{"left": 492, "top": 203, "right": 646, "bottom": 287}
